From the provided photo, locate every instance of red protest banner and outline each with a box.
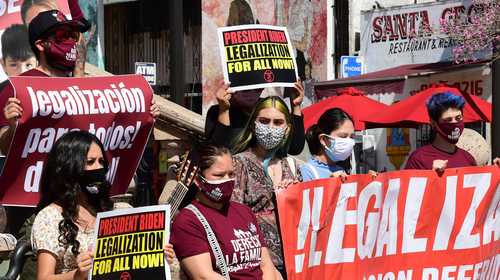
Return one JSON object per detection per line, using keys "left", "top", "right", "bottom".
{"left": 0, "top": 74, "right": 154, "bottom": 206}
{"left": 277, "top": 166, "right": 500, "bottom": 280}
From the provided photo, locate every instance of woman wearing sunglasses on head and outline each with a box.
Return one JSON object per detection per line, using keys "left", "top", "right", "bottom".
{"left": 301, "top": 108, "right": 355, "bottom": 182}
{"left": 228, "top": 96, "right": 301, "bottom": 278}
{"left": 170, "top": 143, "right": 281, "bottom": 280}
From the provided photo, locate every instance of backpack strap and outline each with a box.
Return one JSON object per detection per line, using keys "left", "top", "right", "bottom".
{"left": 285, "top": 157, "right": 296, "bottom": 178}
{"left": 185, "top": 204, "right": 229, "bottom": 279}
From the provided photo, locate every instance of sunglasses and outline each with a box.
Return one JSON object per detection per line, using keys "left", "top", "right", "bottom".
{"left": 49, "top": 28, "right": 80, "bottom": 42}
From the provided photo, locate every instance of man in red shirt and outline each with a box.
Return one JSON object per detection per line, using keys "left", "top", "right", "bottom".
{"left": 404, "top": 92, "right": 499, "bottom": 173}
{"left": 0, "top": 9, "right": 87, "bottom": 154}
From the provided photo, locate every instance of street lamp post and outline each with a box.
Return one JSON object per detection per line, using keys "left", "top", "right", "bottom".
{"left": 492, "top": 57, "right": 499, "bottom": 160}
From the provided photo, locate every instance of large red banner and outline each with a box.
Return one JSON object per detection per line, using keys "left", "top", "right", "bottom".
{"left": 0, "top": 74, "right": 154, "bottom": 206}
{"left": 277, "top": 167, "right": 500, "bottom": 280}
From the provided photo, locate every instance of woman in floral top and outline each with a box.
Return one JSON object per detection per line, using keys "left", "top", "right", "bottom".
{"left": 218, "top": 95, "right": 303, "bottom": 278}
{"left": 31, "top": 131, "right": 175, "bottom": 280}
{"left": 31, "top": 131, "right": 114, "bottom": 279}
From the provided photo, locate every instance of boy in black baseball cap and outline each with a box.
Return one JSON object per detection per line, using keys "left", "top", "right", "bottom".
{"left": 0, "top": 9, "right": 85, "bottom": 155}
{"left": 0, "top": 9, "right": 87, "bottom": 238}
{"left": 0, "top": 9, "right": 88, "bottom": 157}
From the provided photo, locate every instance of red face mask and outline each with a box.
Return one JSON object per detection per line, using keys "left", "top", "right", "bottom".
{"left": 199, "top": 177, "right": 235, "bottom": 204}
{"left": 45, "top": 38, "right": 77, "bottom": 71}
{"left": 435, "top": 121, "right": 464, "bottom": 144}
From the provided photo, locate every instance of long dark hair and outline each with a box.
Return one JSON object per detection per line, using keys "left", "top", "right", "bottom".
{"left": 306, "top": 108, "right": 353, "bottom": 155}
{"left": 37, "top": 131, "right": 113, "bottom": 256}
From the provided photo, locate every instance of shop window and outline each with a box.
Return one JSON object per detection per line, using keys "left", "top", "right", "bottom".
{"left": 416, "top": 125, "right": 432, "bottom": 148}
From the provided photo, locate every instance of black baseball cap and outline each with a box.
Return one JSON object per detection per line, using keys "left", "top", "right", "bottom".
{"left": 28, "top": 9, "right": 86, "bottom": 47}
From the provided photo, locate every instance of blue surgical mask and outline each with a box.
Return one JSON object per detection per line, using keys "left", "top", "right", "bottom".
{"left": 322, "top": 134, "right": 355, "bottom": 162}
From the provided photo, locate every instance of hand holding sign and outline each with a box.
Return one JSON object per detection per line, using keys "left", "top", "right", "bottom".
{"left": 215, "top": 83, "right": 233, "bottom": 112}
{"left": 292, "top": 80, "right": 304, "bottom": 107}
{"left": 492, "top": 157, "right": 500, "bottom": 167}
{"left": 75, "top": 251, "right": 94, "bottom": 280}
{"left": 150, "top": 98, "right": 160, "bottom": 118}
{"left": 432, "top": 159, "right": 448, "bottom": 175}
{"left": 163, "top": 243, "right": 175, "bottom": 265}
{"left": 3, "top": 97, "right": 22, "bottom": 128}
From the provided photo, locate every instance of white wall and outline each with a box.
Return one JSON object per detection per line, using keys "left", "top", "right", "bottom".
{"left": 348, "top": 0, "right": 435, "bottom": 55}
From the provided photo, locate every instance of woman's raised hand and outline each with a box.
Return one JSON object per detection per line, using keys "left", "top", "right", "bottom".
{"left": 216, "top": 83, "right": 233, "bottom": 111}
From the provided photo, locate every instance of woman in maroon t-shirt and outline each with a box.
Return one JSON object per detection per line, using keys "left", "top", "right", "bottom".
{"left": 404, "top": 92, "right": 500, "bottom": 172}
{"left": 170, "top": 144, "right": 281, "bottom": 280}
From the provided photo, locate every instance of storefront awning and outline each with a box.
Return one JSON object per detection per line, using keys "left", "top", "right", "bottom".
{"left": 314, "top": 61, "right": 488, "bottom": 99}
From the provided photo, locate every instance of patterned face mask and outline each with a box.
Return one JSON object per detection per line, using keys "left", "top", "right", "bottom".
{"left": 254, "top": 121, "right": 287, "bottom": 150}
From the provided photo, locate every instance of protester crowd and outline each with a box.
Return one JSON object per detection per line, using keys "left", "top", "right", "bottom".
{"left": 0, "top": 1, "right": 497, "bottom": 280}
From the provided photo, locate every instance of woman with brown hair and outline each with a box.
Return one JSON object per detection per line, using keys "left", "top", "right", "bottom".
{"left": 171, "top": 143, "right": 281, "bottom": 280}
{"left": 31, "top": 131, "right": 173, "bottom": 280}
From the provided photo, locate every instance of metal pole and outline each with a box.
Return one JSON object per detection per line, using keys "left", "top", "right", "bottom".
{"left": 492, "top": 58, "right": 499, "bottom": 159}
{"left": 169, "top": 0, "right": 185, "bottom": 106}
{"left": 327, "top": 0, "right": 336, "bottom": 80}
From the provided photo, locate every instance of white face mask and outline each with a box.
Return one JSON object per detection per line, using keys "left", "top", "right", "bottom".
{"left": 322, "top": 134, "right": 355, "bottom": 162}
{"left": 254, "top": 121, "right": 287, "bottom": 150}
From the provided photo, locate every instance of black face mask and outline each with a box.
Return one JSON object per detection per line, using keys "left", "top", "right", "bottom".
{"left": 79, "top": 168, "right": 107, "bottom": 195}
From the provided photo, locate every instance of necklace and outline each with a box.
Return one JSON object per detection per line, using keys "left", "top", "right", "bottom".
{"left": 77, "top": 206, "right": 96, "bottom": 232}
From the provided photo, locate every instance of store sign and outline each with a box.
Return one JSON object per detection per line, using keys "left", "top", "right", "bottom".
{"left": 135, "top": 62, "right": 157, "bottom": 85}
{"left": 360, "top": 0, "right": 491, "bottom": 73}
{"left": 404, "top": 65, "right": 492, "bottom": 101}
